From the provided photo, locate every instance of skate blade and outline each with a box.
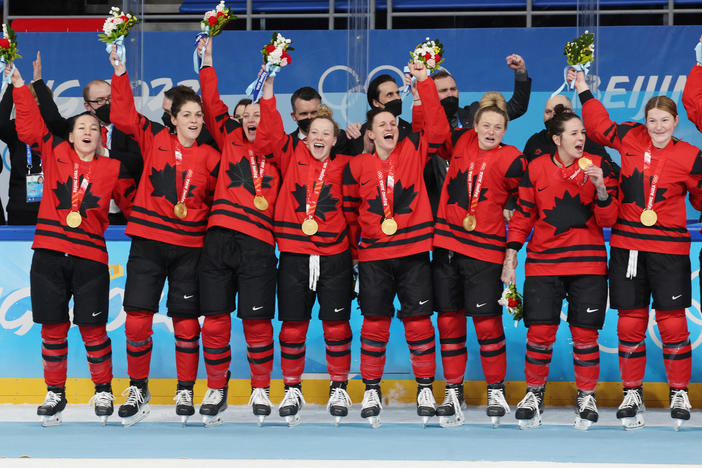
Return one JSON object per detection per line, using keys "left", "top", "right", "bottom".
{"left": 334, "top": 416, "right": 343, "bottom": 427}
{"left": 99, "top": 415, "right": 109, "bottom": 426}
{"left": 40, "top": 413, "right": 62, "bottom": 427}
{"left": 285, "top": 413, "right": 302, "bottom": 427}
{"left": 121, "top": 405, "right": 151, "bottom": 427}
{"left": 422, "top": 415, "right": 431, "bottom": 427}
{"left": 180, "top": 415, "right": 189, "bottom": 427}
{"left": 257, "top": 415, "right": 265, "bottom": 427}
{"left": 517, "top": 416, "right": 542, "bottom": 430}
{"left": 202, "top": 414, "right": 224, "bottom": 427}
{"left": 439, "top": 414, "right": 464, "bottom": 428}
{"left": 367, "top": 415, "right": 381, "bottom": 429}
{"left": 490, "top": 416, "right": 501, "bottom": 429}
{"left": 573, "top": 417, "right": 593, "bottom": 431}
{"left": 674, "top": 418, "right": 685, "bottom": 431}
{"left": 621, "top": 414, "right": 645, "bottom": 430}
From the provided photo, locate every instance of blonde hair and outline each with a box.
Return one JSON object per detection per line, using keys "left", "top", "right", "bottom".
{"left": 474, "top": 91, "right": 509, "bottom": 128}
{"left": 310, "top": 104, "right": 340, "bottom": 137}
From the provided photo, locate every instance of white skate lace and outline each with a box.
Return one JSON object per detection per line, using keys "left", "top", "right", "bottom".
{"left": 517, "top": 391, "right": 541, "bottom": 416}
{"left": 417, "top": 387, "right": 436, "bottom": 410}
{"left": 173, "top": 389, "right": 193, "bottom": 407}
{"left": 248, "top": 387, "right": 272, "bottom": 407}
{"left": 327, "top": 387, "right": 351, "bottom": 411}
{"left": 488, "top": 387, "right": 511, "bottom": 414}
{"left": 577, "top": 393, "right": 597, "bottom": 414}
{"left": 202, "top": 388, "right": 225, "bottom": 406}
{"left": 89, "top": 391, "right": 115, "bottom": 408}
{"left": 361, "top": 388, "right": 382, "bottom": 410}
{"left": 42, "top": 391, "right": 63, "bottom": 408}
{"left": 279, "top": 387, "right": 305, "bottom": 410}
{"left": 670, "top": 389, "right": 691, "bottom": 412}
{"left": 121, "top": 386, "right": 145, "bottom": 407}
{"left": 619, "top": 388, "right": 643, "bottom": 411}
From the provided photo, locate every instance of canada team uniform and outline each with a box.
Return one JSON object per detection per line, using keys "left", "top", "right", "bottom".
{"left": 431, "top": 127, "right": 526, "bottom": 426}
{"left": 199, "top": 65, "right": 281, "bottom": 425}
{"left": 508, "top": 151, "right": 619, "bottom": 429}
{"left": 258, "top": 92, "right": 354, "bottom": 425}
{"left": 581, "top": 88, "right": 702, "bottom": 429}
{"left": 343, "top": 77, "right": 449, "bottom": 426}
{"left": 110, "top": 71, "right": 220, "bottom": 426}
{"left": 15, "top": 83, "right": 135, "bottom": 426}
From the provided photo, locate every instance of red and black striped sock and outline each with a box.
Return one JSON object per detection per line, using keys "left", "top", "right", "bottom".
{"left": 657, "top": 309, "right": 691, "bottom": 389}
{"left": 360, "top": 316, "right": 391, "bottom": 381}
{"left": 525, "top": 323, "right": 559, "bottom": 388}
{"left": 79, "top": 324, "right": 112, "bottom": 386}
{"left": 403, "top": 315, "right": 436, "bottom": 380}
{"left": 437, "top": 311, "right": 467, "bottom": 385}
{"left": 571, "top": 325, "right": 599, "bottom": 392}
{"left": 202, "top": 314, "right": 231, "bottom": 389}
{"left": 125, "top": 311, "right": 154, "bottom": 380}
{"left": 474, "top": 315, "right": 506, "bottom": 385}
{"left": 322, "top": 320, "right": 352, "bottom": 382}
{"left": 41, "top": 322, "right": 70, "bottom": 387}
{"left": 173, "top": 317, "right": 201, "bottom": 386}
{"left": 279, "top": 320, "right": 309, "bottom": 386}
{"left": 617, "top": 308, "right": 648, "bottom": 388}
{"left": 243, "top": 319, "right": 274, "bottom": 388}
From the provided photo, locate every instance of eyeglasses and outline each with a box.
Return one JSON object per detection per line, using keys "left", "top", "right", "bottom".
{"left": 86, "top": 96, "right": 111, "bottom": 106}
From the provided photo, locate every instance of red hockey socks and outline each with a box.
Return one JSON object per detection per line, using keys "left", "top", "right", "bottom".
{"left": 437, "top": 311, "right": 467, "bottom": 385}
{"left": 617, "top": 308, "right": 648, "bottom": 388}
{"left": 402, "top": 315, "right": 436, "bottom": 380}
{"left": 243, "top": 319, "right": 274, "bottom": 388}
{"left": 525, "top": 323, "right": 559, "bottom": 388}
{"left": 571, "top": 326, "right": 599, "bottom": 392}
{"left": 41, "top": 322, "right": 70, "bottom": 387}
{"left": 474, "top": 315, "right": 507, "bottom": 385}
{"left": 125, "top": 311, "right": 154, "bottom": 380}
{"left": 656, "top": 309, "right": 691, "bottom": 389}
{"left": 279, "top": 320, "right": 309, "bottom": 386}
{"left": 322, "top": 320, "right": 352, "bottom": 382}
{"left": 202, "top": 314, "right": 231, "bottom": 389}
{"left": 172, "top": 317, "right": 200, "bottom": 385}
{"left": 360, "top": 316, "right": 392, "bottom": 383}
{"left": 79, "top": 325, "right": 112, "bottom": 386}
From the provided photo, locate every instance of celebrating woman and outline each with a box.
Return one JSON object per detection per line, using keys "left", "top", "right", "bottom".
{"left": 9, "top": 64, "right": 133, "bottom": 426}
{"left": 256, "top": 66, "right": 354, "bottom": 426}
{"left": 342, "top": 61, "right": 449, "bottom": 428}
{"left": 502, "top": 104, "right": 619, "bottom": 430}
{"left": 574, "top": 68, "right": 702, "bottom": 430}
{"left": 108, "top": 48, "right": 220, "bottom": 426}
{"left": 198, "top": 38, "right": 281, "bottom": 425}
{"left": 432, "top": 92, "right": 526, "bottom": 427}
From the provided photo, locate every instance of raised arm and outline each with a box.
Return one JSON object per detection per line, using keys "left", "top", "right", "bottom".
{"left": 199, "top": 38, "right": 238, "bottom": 150}
{"left": 11, "top": 66, "right": 56, "bottom": 159}
{"left": 572, "top": 69, "right": 626, "bottom": 152}
{"left": 256, "top": 73, "right": 294, "bottom": 170}
{"left": 32, "top": 51, "right": 69, "bottom": 138}
{"left": 411, "top": 62, "right": 450, "bottom": 149}
{"left": 682, "top": 37, "right": 702, "bottom": 132}
{"left": 505, "top": 54, "right": 532, "bottom": 121}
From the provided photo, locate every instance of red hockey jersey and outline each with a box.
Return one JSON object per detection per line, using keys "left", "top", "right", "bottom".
{"left": 507, "top": 152, "right": 619, "bottom": 276}
{"left": 343, "top": 78, "right": 450, "bottom": 262}
{"left": 433, "top": 128, "right": 526, "bottom": 265}
{"left": 257, "top": 95, "right": 351, "bottom": 256}
{"left": 111, "top": 72, "right": 219, "bottom": 248}
{"left": 581, "top": 91, "right": 702, "bottom": 255}
{"left": 200, "top": 67, "right": 280, "bottom": 245}
{"left": 14, "top": 85, "right": 134, "bottom": 264}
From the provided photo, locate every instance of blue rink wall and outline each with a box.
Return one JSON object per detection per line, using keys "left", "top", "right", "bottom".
{"left": 1, "top": 25, "right": 702, "bottom": 404}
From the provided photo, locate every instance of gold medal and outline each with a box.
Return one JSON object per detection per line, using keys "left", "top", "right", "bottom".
{"left": 578, "top": 157, "right": 592, "bottom": 170}
{"left": 66, "top": 211, "right": 82, "bottom": 228}
{"left": 462, "top": 214, "right": 477, "bottom": 232}
{"left": 381, "top": 218, "right": 398, "bottom": 236}
{"left": 174, "top": 202, "right": 188, "bottom": 219}
{"left": 640, "top": 209, "right": 657, "bottom": 227}
{"left": 301, "top": 218, "right": 318, "bottom": 236}
{"left": 253, "top": 195, "right": 269, "bottom": 211}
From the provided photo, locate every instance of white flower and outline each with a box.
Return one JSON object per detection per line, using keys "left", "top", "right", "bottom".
{"left": 280, "top": 57, "right": 289, "bottom": 67}
{"left": 2, "top": 24, "right": 7, "bottom": 38}
{"left": 589, "top": 44, "right": 595, "bottom": 51}
{"left": 427, "top": 58, "right": 436, "bottom": 69}
{"left": 216, "top": 1, "right": 226, "bottom": 12}
{"left": 112, "top": 16, "right": 124, "bottom": 25}
{"left": 204, "top": 10, "right": 216, "bottom": 20}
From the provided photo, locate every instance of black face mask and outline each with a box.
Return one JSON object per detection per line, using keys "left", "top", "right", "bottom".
{"left": 440, "top": 96, "right": 459, "bottom": 119}
{"left": 383, "top": 99, "right": 403, "bottom": 117}
{"left": 297, "top": 118, "right": 312, "bottom": 135}
{"left": 162, "top": 111, "right": 176, "bottom": 132}
{"left": 95, "top": 104, "right": 111, "bottom": 125}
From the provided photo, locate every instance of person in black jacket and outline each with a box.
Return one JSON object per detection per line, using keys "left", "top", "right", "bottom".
{"left": 0, "top": 51, "right": 65, "bottom": 225}
{"left": 523, "top": 93, "right": 610, "bottom": 163}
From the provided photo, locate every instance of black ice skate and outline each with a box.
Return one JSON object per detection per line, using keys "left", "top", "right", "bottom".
{"left": 574, "top": 390, "right": 598, "bottom": 431}
{"left": 616, "top": 386, "right": 645, "bottom": 430}
{"left": 487, "top": 381, "right": 510, "bottom": 428}
{"left": 174, "top": 384, "right": 195, "bottom": 426}
{"left": 118, "top": 380, "right": 151, "bottom": 427}
{"left": 200, "top": 386, "right": 228, "bottom": 427}
{"left": 515, "top": 386, "right": 544, "bottom": 430}
{"left": 89, "top": 383, "right": 114, "bottom": 426}
{"left": 436, "top": 383, "right": 465, "bottom": 427}
{"left": 248, "top": 387, "right": 272, "bottom": 426}
{"left": 278, "top": 384, "right": 305, "bottom": 427}
{"left": 360, "top": 385, "right": 382, "bottom": 429}
{"left": 37, "top": 386, "right": 67, "bottom": 427}
{"left": 416, "top": 381, "right": 437, "bottom": 427}
{"left": 327, "top": 381, "right": 351, "bottom": 426}
{"left": 670, "top": 388, "right": 691, "bottom": 431}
